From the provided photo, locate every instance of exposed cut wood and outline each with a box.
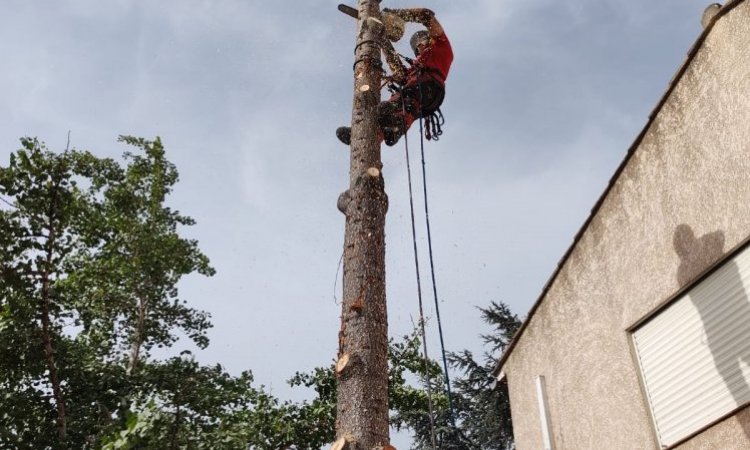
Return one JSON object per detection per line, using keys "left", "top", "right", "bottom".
{"left": 367, "top": 167, "right": 380, "bottom": 177}
{"left": 331, "top": 436, "right": 352, "bottom": 450}
{"left": 331, "top": 437, "right": 345, "bottom": 450}
{"left": 336, "top": 353, "right": 351, "bottom": 374}
{"left": 360, "top": 84, "right": 371, "bottom": 92}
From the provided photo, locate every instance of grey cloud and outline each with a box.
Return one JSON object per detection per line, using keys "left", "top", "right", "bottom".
{"left": 0, "top": 5, "right": 716, "bottom": 446}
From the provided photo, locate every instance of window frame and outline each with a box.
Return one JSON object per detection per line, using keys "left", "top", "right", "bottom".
{"left": 627, "top": 234, "right": 750, "bottom": 448}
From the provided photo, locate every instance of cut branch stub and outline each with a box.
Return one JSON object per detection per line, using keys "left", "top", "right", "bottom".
{"left": 366, "top": 167, "right": 380, "bottom": 178}
{"left": 331, "top": 435, "right": 354, "bottom": 450}
{"left": 349, "top": 295, "right": 364, "bottom": 313}
{"left": 337, "top": 190, "right": 352, "bottom": 214}
{"left": 336, "top": 353, "right": 351, "bottom": 375}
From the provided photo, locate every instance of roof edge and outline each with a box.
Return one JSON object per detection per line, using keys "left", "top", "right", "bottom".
{"left": 492, "top": 0, "right": 745, "bottom": 377}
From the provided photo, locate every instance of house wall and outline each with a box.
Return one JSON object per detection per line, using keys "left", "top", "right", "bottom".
{"left": 676, "top": 407, "right": 750, "bottom": 450}
{"left": 504, "top": 3, "right": 750, "bottom": 449}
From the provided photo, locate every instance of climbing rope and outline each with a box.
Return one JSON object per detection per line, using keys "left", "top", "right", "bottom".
{"left": 416, "top": 108, "right": 456, "bottom": 428}
{"left": 400, "top": 97, "right": 439, "bottom": 450}
{"left": 397, "top": 82, "right": 459, "bottom": 449}
{"left": 332, "top": 250, "right": 344, "bottom": 305}
{"left": 402, "top": 83, "right": 457, "bottom": 434}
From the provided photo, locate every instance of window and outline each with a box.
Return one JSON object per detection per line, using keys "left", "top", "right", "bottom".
{"left": 632, "top": 245, "right": 750, "bottom": 447}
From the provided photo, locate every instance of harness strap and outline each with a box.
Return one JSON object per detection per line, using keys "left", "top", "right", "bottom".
{"left": 385, "top": 59, "right": 448, "bottom": 141}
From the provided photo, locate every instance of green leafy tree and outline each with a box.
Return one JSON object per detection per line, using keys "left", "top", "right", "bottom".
{"left": 101, "top": 355, "right": 258, "bottom": 450}
{"left": 64, "top": 136, "right": 215, "bottom": 376}
{"left": 0, "top": 138, "right": 118, "bottom": 448}
{"left": 0, "top": 137, "right": 224, "bottom": 449}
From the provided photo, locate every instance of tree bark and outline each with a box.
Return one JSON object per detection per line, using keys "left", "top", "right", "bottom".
{"left": 40, "top": 270, "right": 67, "bottom": 447}
{"left": 169, "top": 399, "right": 181, "bottom": 450}
{"left": 335, "top": 1, "right": 391, "bottom": 449}
{"left": 41, "top": 187, "right": 68, "bottom": 447}
{"left": 126, "top": 297, "right": 147, "bottom": 376}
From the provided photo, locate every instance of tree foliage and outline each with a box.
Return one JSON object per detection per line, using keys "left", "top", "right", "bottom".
{"left": 0, "top": 137, "right": 231, "bottom": 449}
{"left": 386, "top": 302, "right": 520, "bottom": 450}
{"left": 0, "top": 137, "right": 120, "bottom": 448}
{"left": 443, "top": 301, "right": 520, "bottom": 450}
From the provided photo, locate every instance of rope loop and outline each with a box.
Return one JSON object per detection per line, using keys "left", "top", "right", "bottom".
{"left": 424, "top": 108, "right": 444, "bottom": 141}
{"left": 352, "top": 56, "right": 385, "bottom": 75}
{"left": 353, "top": 39, "right": 380, "bottom": 54}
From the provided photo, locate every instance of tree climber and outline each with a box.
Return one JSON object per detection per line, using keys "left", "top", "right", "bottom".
{"left": 336, "top": 7, "right": 454, "bottom": 147}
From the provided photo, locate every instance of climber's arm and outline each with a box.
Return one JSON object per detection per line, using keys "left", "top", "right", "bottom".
{"left": 382, "top": 8, "right": 444, "bottom": 38}
{"left": 381, "top": 40, "right": 407, "bottom": 83}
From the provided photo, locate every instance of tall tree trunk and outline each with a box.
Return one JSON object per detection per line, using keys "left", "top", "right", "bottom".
{"left": 335, "top": 1, "right": 391, "bottom": 448}
{"left": 40, "top": 277, "right": 67, "bottom": 446}
{"left": 126, "top": 298, "right": 147, "bottom": 376}
{"left": 41, "top": 209, "right": 67, "bottom": 447}
{"left": 169, "top": 399, "right": 182, "bottom": 450}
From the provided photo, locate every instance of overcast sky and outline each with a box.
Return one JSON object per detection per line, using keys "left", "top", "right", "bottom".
{"left": 1, "top": 0, "right": 713, "bottom": 445}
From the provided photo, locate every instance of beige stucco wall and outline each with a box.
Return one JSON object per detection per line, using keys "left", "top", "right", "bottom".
{"left": 675, "top": 407, "right": 750, "bottom": 450}
{"left": 503, "top": 2, "right": 750, "bottom": 449}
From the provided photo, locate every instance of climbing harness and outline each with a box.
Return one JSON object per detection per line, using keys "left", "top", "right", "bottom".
{"left": 385, "top": 57, "right": 447, "bottom": 143}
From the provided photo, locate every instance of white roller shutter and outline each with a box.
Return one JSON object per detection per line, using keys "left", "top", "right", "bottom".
{"left": 632, "top": 246, "right": 750, "bottom": 447}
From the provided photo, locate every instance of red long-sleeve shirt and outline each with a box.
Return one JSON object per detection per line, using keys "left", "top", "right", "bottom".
{"left": 407, "top": 32, "right": 453, "bottom": 85}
